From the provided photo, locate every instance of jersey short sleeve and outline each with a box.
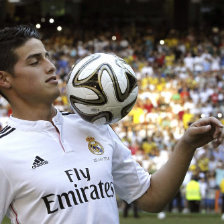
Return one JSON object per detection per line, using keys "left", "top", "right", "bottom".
{"left": 107, "top": 126, "right": 151, "bottom": 204}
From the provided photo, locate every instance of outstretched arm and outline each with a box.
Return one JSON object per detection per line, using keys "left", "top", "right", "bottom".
{"left": 137, "top": 117, "right": 223, "bottom": 212}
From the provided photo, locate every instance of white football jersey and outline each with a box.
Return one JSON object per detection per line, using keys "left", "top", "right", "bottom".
{"left": 0, "top": 110, "right": 151, "bottom": 224}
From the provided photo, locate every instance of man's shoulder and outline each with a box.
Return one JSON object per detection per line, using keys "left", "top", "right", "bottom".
{"left": 60, "top": 111, "right": 74, "bottom": 116}
{"left": 60, "top": 110, "right": 90, "bottom": 127}
{"left": 0, "top": 125, "right": 17, "bottom": 156}
{"left": 59, "top": 110, "right": 80, "bottom": 122}
{"left": 0, "top": 125, "right": 16, "bottom": 140}
{"left": 59, "top": 110, "right": 110, "bottom": 133}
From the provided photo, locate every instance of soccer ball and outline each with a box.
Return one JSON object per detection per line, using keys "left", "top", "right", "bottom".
{"left": 157, "top": 212, "right": 166, "bottom": 220}
{"left": 66, "top": 53, "right": 138, "bottom": 125}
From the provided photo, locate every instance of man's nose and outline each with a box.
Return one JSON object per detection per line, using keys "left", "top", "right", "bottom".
{"left": 46, "top": 59, "right": 56, "bottom": 74}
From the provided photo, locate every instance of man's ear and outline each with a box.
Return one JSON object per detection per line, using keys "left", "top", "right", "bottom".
{"left": 0, "top": 71, "right": 11, "bottom": 89}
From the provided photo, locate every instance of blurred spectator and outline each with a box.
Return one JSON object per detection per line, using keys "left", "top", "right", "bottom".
{"left": 185, "top": 175, "right": 201, "bottom": 213}
{"left": 199, "top": 175, "right": 208, "bottom": 213}
{"left": 206, "top": 171, "right": 216, "bottom": 212}
{"left": 123, "top": 201, "right": 139, "bottom": 219}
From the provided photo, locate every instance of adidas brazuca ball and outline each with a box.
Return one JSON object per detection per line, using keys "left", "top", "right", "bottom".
{"left": 66, "top": 53, "right": 138, "bottom": 125}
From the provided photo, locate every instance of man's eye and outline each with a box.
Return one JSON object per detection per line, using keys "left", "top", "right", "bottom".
{"left": 30, "top": 61, "right": 38, "bottom": 65}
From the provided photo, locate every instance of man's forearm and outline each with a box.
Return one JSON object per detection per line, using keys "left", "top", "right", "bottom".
{"left": 137, "top": 117, "right": 223, "bottom": 212}
{"left": 137, "top": 138, "right": 195, "bottom": 212}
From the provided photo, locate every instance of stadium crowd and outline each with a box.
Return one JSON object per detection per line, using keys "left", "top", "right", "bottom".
{"left": 1, "top": 25, "right": 224, "bottom": 214}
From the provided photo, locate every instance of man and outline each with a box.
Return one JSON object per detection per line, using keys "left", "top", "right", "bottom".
{"left": 185, "top": 175, "right": 201, "bottom": 213}
{"left": 0, "top": 25, "right": 223, "bottom": 224}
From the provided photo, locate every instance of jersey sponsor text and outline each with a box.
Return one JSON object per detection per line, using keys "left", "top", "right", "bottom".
{"left": 42, "top": 167, "right": 115, "bottom": 214}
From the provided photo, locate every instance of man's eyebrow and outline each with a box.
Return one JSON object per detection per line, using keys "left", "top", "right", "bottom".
{"left": 26, "top": 52, "right": 49, "bottom": 60}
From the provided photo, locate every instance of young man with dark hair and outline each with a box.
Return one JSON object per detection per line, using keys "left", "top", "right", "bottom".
{"left": 0, "top": 25, "right": 223, "bottom": 224}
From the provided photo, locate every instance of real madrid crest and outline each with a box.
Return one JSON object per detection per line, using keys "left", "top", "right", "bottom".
{"left": 86, "top": 137, "right": 104, "bottom": 155}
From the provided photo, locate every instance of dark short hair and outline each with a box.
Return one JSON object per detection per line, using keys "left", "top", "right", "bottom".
{"left": 0, "top": 24, "right": 40, "bottom": 74}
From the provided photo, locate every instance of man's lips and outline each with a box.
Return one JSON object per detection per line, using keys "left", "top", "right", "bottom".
{"left": 45, "top": 76, "right": 58, "bottom": 83}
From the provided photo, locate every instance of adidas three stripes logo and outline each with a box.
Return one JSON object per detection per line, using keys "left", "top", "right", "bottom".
{"left": 0, "top": 126, "right": 15, "bottom": 138}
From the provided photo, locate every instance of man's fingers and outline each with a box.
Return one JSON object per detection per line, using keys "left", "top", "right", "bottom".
{"left": 213, "top": 126, "right": 223, "bottom": 139}
{"left": 191, "top": 117, "right": 223, "bottom": 139}
{"left": 190, "top": 125, "right": 212, "bottom": 135}
{"left": 192, "top": 117, "right": 223, "bottom": 128}
{"left": 191, "top": 123, "right": 223, "bottom": 141}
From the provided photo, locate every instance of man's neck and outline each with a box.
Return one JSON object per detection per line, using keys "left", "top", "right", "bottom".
{"left": 11, "top": 105, "right": 57, "bottom": 121}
